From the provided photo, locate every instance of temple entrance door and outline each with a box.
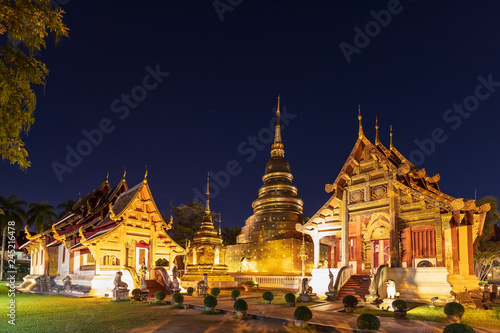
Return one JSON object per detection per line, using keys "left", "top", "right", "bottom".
{"left": 136, "top": 247, "right": 149, "bottom": 278}
{"left": 371, "top": 239, "right": 390, "bottom": 274}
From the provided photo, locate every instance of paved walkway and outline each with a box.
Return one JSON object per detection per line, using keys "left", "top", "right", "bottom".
{"left": 163, "top": 295, "right": 498, "bottom": 333}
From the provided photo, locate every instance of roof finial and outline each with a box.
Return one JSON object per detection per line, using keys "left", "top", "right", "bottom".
{"left": 144, "top": 165, "right": 148, "bottom": 181}
{"left": 358, "top": 105, "right": 364, "bottom": 139}
{"left": 375, "top": 116, "right": 380, "bottom": 145}
{"left": 270, "top": 95, "right": 285, "bottom": 157}
{"left": 390, "top": 125, "right": 394, "bottom": 149}
{"left": 205, "top": 172, "right": 210, "bottom": 213}
{"left": 123, "top": 167, "right": 127, "bottom": 178}
{"left": 105, "top": 170, "right": 109, "bottom": 182}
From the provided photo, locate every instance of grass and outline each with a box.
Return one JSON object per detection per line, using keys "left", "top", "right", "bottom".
{"left": 354, "top": 303, "right": 500, "bottom": 329}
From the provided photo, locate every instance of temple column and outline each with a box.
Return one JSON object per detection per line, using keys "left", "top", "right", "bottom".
{"left": 341, "top": 189, "right": 349, "bottom": 266}
{"left": 311, "top": 229, "right": 321, "bottom": 269}
{"left": 388, "top": 179, "right": 400, "bottom": 267}
{"left": 451, "top": 211, "right": 460, "bottom": 274}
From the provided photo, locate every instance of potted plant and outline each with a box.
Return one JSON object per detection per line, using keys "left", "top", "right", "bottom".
{"left": 231, "top": 289, "right": 241, "bottom": 300}
{"left": 172, "top": 292, "right": 184, "bottom": 307}
{"left": 233, "top": 299, "right": 248, "bottom": 319}
{"left": 263, "top": 291, "right": 274, "bottom": 304}
{"left": 357, "top": 313, "right": 380, "bottom": 331}
{"left": 131, "top": 288, "right": 142, "bottom": 301}
{"left": 204, "top": 295, "right": 218, "bottom": 312}
{"left": 285, "top": 292, "right": 296, "bottom": 307}
{"left": 392, "top": 299, "right": 407, "bottom": 319}
{"left": 211, "top": 287, "right": 221, "bottom": 298}
{"left": 293, "top": 306, "right": 312, "bottom": 327}
{"left": 443, "top": 323, "right": 476, "bottom": 333}
{"left": 186, "top": 287, "right": 194, "bottom": 296}
{"left": 155, "top": 290, "right": 166, "bottom": 303}
{"left": 342, "top": 295, "right": 358, "bottom": 313}
{"left": 444, "top": 302, "right": 465, "bottom": 323}
{"left": 241, "top": 280, "right": 257, "bottom": 292}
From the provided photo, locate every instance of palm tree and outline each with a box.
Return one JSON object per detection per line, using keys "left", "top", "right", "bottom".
{"left": 57, "top": 199, "right": 76, "bottom": 219}
{"left": 0, "top": 194, "right": 27, "bottom": 280}
{"left": 222, "top": 225, "right": 241, "bottom": 245}
{"left": 27, "top": 202, "right": 58, "bottom": 233}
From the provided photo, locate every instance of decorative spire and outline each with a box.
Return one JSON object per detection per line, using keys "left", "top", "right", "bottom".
{"left": 270, "top": 95, "right": 285, "bottom": 157}
{"left": 205, "top": 172, "right": 210, "bottom": 213}
{"left": 143, "top": 165, "right": 148, "bottom": 182}
{"left": 358, "top": 105, "right": 364, "bottom": 139}
{"left": 105, "top": 170, "right": 109, "bottom": 182}
{"left": 375, "top": 116, "right": 380, "bottom": 145}
{"left": 390, "top": 125, "right": 394, "bottom": 149}
{"left": 123, "top": 167, "right": 127, "bottom": 178}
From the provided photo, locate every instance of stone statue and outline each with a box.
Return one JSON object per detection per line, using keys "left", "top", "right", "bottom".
{"left": 365, "top": 271, "right": 379, "bottom": 303}
{"left": 139, "top": 260, "right": 148, "bottom": 292}
{"left": 386, "top": 279, "right": 396, "bottom": 299}
{"left": 113, "top": 272, "right": 128, "bottom": 290}
{"left": 172, "top": 265, "right": 180, "bottom": 292}
{"left": 297, "top": 277, "right": 318, "bottom": 302}
{"left": 325, "top": 269, "right": 336, "bottom": 301}
{"left": 197, "top": 273, "right": 209, "bottom": 296}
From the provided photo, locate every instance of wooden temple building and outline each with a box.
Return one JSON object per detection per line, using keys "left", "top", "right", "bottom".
{"left": 180, "top": 175, "right": 237, "bottom": 288}
{"left": 20, "top": 172, "right": 185, "bottom": 296}
{"left": 226, "top": 98, "right": 327, "bottom": 274}
{"left": 297, "top": 109, "right": 491, "bottom": 296}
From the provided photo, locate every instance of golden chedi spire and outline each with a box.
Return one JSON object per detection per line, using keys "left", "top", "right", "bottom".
{"left": 358, "top": 105, "right": 364, "bottom": 139}
{"left": 193, "top": 173, "right": 219, "bottom": 242}
{"left": 390, "top": 125, "right": 394, "bottom": 149}
{"left": 205, "top": 172, "right": 210, "bottom": 214}
{"left": 375, "top": 116, "right": 380, "bottom": 145}
{"left": 270, "top": 95, "right": 285, "bottom": 157}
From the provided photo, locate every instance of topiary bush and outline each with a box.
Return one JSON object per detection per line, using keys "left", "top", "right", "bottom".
{"left": 241, "top": 280, "right": 257, "bottom": 286}
{"left": 132, "top": 288, "right": 142, "bottom": 296}
{"left": 444, "top": 302, "right": 465, "bottom": 317}
{"left": 285, "top": 293, "right": 296, "bottom": 303}
{"left": 342, "top": 295, "right": 358, "bottom": 308}
{"left": 204, "top": 295, "right": 218, "bottom": 308}
{"left": 211, "top": 287, "right": 220, "bottom": 297}
{"left": 443, "top": 323, "right": 476, "bottom": 333}
{"left": 392, "top": 299, "right": 407, "bottom": 312}
{"left": 233, "top": 299, "right": 248, "bottom": 311}
{"left": 263, "top": 291, "right": 274, "bottom": 301}
{"left": 155, "top": 290, "right": 166, "bottom": 301}
{"left": 357, "top": 313, "right": 381, "bottom": 330}
{"left": 173, "top": 292, "right": 184, "bottom": 304}
{"left": 187, "top": 287, "right": 194, "bottom": 294}
{"left": 294, "top": 306, "right": 313, "bottom": 321}
{"left": 231, "top": 289, "right": 241, "bottom": 300}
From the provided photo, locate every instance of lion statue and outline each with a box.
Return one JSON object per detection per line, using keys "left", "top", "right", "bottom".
{"left": 386, "top": 279, "right": 397, "bottom": 299}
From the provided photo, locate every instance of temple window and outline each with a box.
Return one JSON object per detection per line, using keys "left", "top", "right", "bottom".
{"left": 83, "top": 253, "right": 95, "bottom": 265}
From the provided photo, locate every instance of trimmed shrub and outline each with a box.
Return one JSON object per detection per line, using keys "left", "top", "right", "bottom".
{"left": 357, "top": 313, "right": 381, "bottom": 330}
{"left": 294, "top": 306, "right": 313, "bottom": 321}
{"left": 234, "top": 299, "right": 248, "bottom": 311}
{"left": 342, "top": 295, "right": 358, "bottom": 308}
{"left": 392, "top": 299, "right": 407, "bottom": 312}
{"left": 231, "top": 289, "right": 241, "bottom": 299}
{"left": 132, "top": 288, "right": 142, "bottom": 296}
{"left": 155, "top": 258, "right": 169, "bottom": 266}
{"left": 155, "top": 291, "right": 166, "bottom": 301}
{"left": 204, "top": 295, "right": 218, "bottom": 308}
{"left": 443, "top": 323, "right": 476, "bottom": 333}
{"left": 263, "top": 291, "right": 274, "bottom": 301}
{"left": 173, "top": 292, "right": 184, "bottom": 304}
{"left": 211, "top": 287, "right": 221, "bottom": 297}
{"left": 187, "top": 287, "right": 194, "bottom": 294}
{"left": 285, "top": 293, "right": 296, "bottom": 303}
{"left": 241, "top": 280, "right": 257, "bottom": 286}
{"left": 444, "top": 302, "right": 465, "bottom": 317}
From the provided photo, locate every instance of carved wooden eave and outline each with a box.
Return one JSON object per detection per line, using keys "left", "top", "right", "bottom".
{"left": 52, "top": 224, "right": 66, "bottom": 242}
{"left": 25, "top": 226, "right": 41, "bottom": 241}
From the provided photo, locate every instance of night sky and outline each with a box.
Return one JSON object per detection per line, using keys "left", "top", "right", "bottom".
{"left": 2, "top": 1, "right": 500, "bottom": 230}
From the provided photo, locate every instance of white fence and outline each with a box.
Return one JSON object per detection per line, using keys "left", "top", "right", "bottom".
{"left": 231, "top": 275, "right": 304, "bottom": 290}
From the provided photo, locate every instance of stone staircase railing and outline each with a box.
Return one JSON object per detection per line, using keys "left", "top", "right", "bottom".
{"left": 331, "top": 265, "right": 353, "bottom": 299}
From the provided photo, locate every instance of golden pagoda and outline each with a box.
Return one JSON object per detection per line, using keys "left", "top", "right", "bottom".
{"left": 226, "top": 97, "right": 327, "bottom": 274}
{"left": 180, "top": 175, "right": 237, "bottom": 289}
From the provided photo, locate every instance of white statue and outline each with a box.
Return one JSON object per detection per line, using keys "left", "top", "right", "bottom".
{"left": 386, "top": 279, "right": 397, "bottom": 299}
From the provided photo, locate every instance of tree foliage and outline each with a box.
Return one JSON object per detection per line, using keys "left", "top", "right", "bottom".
{"left": 473, "top": 196, "right": 500, "bottom": 281}
{"left": 57, "top": 199, "right": 75, "bottom": 218}
{"left": 27, "top": 201, "right": 57, "bottom": 233}
{"left": 0, "top": 193, "right": 26, "bottom": 280}
{"left": 222, "top": 225, "right": 241, "bottom": 245}
{"left": 0, "top": 0, "right": 68, "bottom": 169}
{"left": 169, "top": 200, "right": 206, "bottom": 245}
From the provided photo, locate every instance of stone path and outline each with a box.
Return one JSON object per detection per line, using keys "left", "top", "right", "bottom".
{"left": 160, "top": 295, "right": 499, "bottom": 333}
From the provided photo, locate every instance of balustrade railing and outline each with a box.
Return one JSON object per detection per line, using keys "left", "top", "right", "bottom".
{"left": 232, "top": 275, "right": 303, "bottom": 290}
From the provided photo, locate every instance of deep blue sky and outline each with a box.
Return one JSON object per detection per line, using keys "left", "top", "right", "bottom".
{"left": 2, "top": 0, "right": 500, "bottom": 230}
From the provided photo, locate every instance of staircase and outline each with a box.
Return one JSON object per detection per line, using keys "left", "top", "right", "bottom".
{"left": 145, "top": 280, "right": 165, "bottom": 297}
{"left": 338, "top": 274, "right": 371, "bottom": 301}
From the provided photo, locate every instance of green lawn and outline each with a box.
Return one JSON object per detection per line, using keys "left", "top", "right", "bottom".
{"left": 354, "top": 303, "right": 500, "bottom": 329}
{"left": 0, "top": 282, "right": 169, "bottom": 333}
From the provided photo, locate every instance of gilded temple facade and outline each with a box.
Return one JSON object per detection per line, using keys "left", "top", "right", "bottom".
{"left": 227, "top": 98, "right": 326, "bottom": 274}
{"left": 297, "top": 111, "right": 490, "bottom": 292}
{"left": 21, "top": 172, "right": 185, "bottom": 296}
{"left": 181, "top": 176, "right": 237, "bottom": 288}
